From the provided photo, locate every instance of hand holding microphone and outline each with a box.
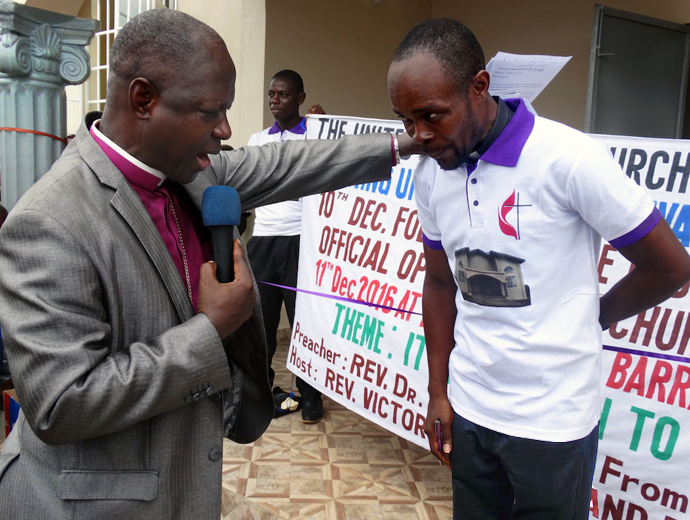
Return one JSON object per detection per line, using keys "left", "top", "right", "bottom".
{"left": 198, "top": 186, "right": 255, "bottom": 339}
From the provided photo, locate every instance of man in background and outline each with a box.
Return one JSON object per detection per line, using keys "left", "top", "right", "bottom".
{"left": 388, "top": 18, "right": 690, "bottom": 519}
{"left": 0, "top": 10, "right": 415, "bottom": 519}
{"left": 247, "top": 70, "right": 324, "bottom": 423}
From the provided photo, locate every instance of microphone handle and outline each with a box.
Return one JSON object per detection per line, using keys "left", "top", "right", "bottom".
{"left": 209, "top": 225, "right": 235, "bottom": 283}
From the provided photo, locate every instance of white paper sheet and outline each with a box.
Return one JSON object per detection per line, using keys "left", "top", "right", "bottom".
{"left": 486, "top": 52, "right": 571, "bottom": 102}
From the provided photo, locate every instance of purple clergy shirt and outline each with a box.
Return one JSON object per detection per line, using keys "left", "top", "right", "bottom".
{"left": 90, "top": 122, "right": 211, "bottom": 313}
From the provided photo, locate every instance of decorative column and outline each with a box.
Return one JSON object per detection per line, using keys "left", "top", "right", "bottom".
{"left": 0, "top": 0, "right": 97, "bottom": 210}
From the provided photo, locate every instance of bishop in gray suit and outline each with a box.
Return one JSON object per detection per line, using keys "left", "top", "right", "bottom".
{"left": 0, "top": 9, "right": 417, "bottom": 519}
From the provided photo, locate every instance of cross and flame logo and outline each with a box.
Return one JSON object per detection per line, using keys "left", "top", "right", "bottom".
{"left": 498, "top": 190, "right": 531, "bottom": 240}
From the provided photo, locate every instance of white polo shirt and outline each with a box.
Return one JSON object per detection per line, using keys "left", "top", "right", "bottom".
{"left": 415, "top": 99, "right": 659, "bottom": 442}
{"left": 247, "top": 118, "right": 306, "bottom": 236}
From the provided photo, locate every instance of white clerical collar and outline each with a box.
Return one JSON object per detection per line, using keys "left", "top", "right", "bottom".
{"left": 91, "top": 120, "right": 167, "bottom": 186}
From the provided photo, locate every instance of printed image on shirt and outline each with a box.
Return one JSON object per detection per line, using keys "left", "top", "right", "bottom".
{"left": 454, "top": 248, "right": 531, "bottom": 307}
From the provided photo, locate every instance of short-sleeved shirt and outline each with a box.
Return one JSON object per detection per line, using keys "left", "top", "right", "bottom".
{"left": 415, "top": 98, "right": 659, "bottom": 442}
{"left": 247, "top": 118, "right": 306, "bottom": 236}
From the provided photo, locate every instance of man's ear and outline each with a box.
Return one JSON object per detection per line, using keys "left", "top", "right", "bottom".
{"left": 470, "top": 70, "right": 491, "bottom": 100}
{"left": 298, "top": 92, "right": 306, "bottom": 106}
{"left": 129, "top": 77, "right": 158, "bottom": 119}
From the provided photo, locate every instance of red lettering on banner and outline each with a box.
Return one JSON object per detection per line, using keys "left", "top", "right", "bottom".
{"left": 591, "top": 488, "right": 599, "bottom": 518}
{"left": 656, "top": 309, "right": 686, "bottom": 351}
{"left": 362, "top": 386, "right": 426, "bottom": 438}
{"left": 607, "top": 354, "right": 633, "bottom": 389}
{"left": 391, "top": 207, "right": 423, "bottom": 242}
{"left": 627, "top": 502, "right": 648, "bottom": 519}
{"left": 609, "top": 322, "right": 629, "bottom": 340}
{"left": 607, "top": 307, "right": 690, "bottom": 357}
{"left": 605, "top": 353, "right": 690, "bottom": 408}
{"left": 347, "top": 196, "right": 387, "bottom": 231}
{"left": 289, "top": 345, "right": 313, "bottom": 378}
{"left": 293, "top": 321, "right": 342, "bottom": 364}
{"left": 600, "top": 455, "right": 624, "bottom": 484}
{"left": 392, "top": 373, "right": 417, "bottom": 403}
{"left": 393, "top": 290, "right": 422, "bottom": 321}
{"left": 397, "top": 249, "right": 426, "bottom": 283}
{"left": 668, "top": 365, "right": 690, "bottom": 408}
{"left": 599, "top": 244, "right": 617, "bottom": 284}
{"left": 630, "top": 308, "right": 661, "bottom": 346}
{"left": 646, "top": 360, "right": 674, "bottom": 401}
{"left": 318, "top": 227, "right": 390, "bottom": 274}
{"left": 598, "top": 456, "right": 687, "bottom": 515}
{"left": 361, "top": 241, "right": 389, "bottom": 274}
{"left": 350, "top": 353, "right": 387, "bottom": 387}
{"left": 331, "top": 266, "right": 357, "bottom": 299}
{"left": 622, "top": 357, "right": 648, "bottom": 396}
{"left": 602, "top": 495, "right": 625, "bottom": 520}
{"left": 324, "top": 368, "right": 354, "bottom": 401}
{"left": 679, "top": 317, "right": 690, "bottom": 356}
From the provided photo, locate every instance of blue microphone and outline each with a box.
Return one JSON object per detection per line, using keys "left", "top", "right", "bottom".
{"left": 202, "top": 186, "right": 241, "bottom": 283}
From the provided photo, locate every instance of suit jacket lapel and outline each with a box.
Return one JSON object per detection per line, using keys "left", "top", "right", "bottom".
{"left": 77, "top": 121, "right": 195, "bottom": 324}
{"left": 110, "top": 188, "right": 195, "bottom": 323}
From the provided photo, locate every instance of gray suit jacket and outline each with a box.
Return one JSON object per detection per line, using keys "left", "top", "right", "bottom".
{"left": 0, "top": 117, "right": 393, "bottom": 519}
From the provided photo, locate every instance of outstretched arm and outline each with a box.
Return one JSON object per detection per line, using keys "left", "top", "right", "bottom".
{"left": 600, "top": 218, "right": 690, "bottom": 329}
{"left": 422, "top": 245, "right": 457, "bottom": 467}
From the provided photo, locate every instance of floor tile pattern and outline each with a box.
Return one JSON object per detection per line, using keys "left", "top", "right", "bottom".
{"left": 221, "top": 336, "right": 452, "bottom": 520}
{"left": 0, "top": 333, "right": 452, "bottom": 519}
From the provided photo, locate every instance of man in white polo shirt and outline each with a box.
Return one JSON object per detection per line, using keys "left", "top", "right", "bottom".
{"left": 388, "top": 19, "right": 690, "bottom": 519}
{"left": 247, "top": 70, "right": 324, "bottom": 423}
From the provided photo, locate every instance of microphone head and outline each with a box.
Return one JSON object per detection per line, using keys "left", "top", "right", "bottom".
{"left": 202, "top": 186, "right": 241, "bottom": 226}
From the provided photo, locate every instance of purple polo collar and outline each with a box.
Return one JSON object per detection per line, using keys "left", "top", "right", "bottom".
{"left": 90, "top": 121, "right": 166, "bottom": 191}
{"left": 479, "top": 98, "right": 535, "bottom": 167}
{"left": 267, "top": 117, "right": 307, "bottom": 135}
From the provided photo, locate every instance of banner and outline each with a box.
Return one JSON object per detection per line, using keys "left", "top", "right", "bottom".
{"left": 289, "top": 115, "right": 426, "bottom": 446}
{"left": 589, "top": 134, "right": 690, "bottom": 519}
{"left": 288, "top": 115, "right": 690, "bottom": 516}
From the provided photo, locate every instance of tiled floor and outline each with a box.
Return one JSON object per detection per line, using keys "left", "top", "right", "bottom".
{"left": 220, "top": 335, "right": 453, "bottom": 520}
{"left": 0, "top": 335, "right": 453, "bottom": 519}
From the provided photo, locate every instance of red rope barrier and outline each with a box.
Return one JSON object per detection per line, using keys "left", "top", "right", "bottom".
{"left": 0, "top": 127, "right": 67, "bottom": 144}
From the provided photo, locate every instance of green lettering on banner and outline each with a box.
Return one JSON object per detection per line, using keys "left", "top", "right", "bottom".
{"left": 331, "top": 302, "right": 384, "bottom": 353}
{"left": 600, "top": 397, "right": 612, "bottom": 440}
{"left": 341, "top": 306, "right": 357, "bottom": 341}
{"left": 651, "top": 416, "right": 680, "bottom": 461}
{"left": 360, "top": 314, "right": 383, "bottom": 353}
{"left": 403, "top": 332, "right": 426, "bottom": 371}
{"left": 629, "top": 406, "right": 655, "bottom": 452}
{"left": 332, "top": 302, "right": 346, "bottom": 334}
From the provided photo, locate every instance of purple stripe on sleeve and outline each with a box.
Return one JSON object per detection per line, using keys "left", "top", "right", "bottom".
{"left": 422, "top": 233, "right": 444, "bottom": 250}
{"left": 609, "top": 207, "right": 662, "bottom": 249}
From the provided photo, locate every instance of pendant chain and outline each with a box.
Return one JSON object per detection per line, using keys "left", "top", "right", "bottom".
{"left": 168, "top": 193, "right": 193, "bottom": 305}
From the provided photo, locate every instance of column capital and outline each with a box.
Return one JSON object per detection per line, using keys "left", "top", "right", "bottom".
{"left": 0, "top": 0, "right": 98, "bottom": 208}
{"left": 0, "top": 0, "right": 98, "bottom": 83}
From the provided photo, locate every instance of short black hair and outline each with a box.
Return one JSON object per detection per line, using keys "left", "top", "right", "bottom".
{"left": 271, "top": 69, "right": 304, "bottom": 94}
{"left": 392, "top": 18, "right": 485, "bottom": 95}
{"left": 110, "top": 9, "right": 225, "bottom": 91}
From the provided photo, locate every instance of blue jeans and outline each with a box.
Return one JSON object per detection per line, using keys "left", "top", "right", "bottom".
{"left": 450, "top": 413, "right": 598, "bottom": 520}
